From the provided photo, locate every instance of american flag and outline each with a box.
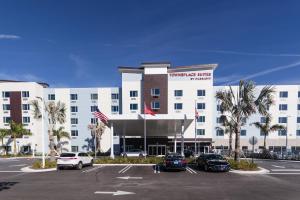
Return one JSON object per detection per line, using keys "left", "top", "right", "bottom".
{"left": 93, "top": 107, "right": 109, "bottom": 124}
{"left": 195, "top": 108, "right": 199, "bottom": 119}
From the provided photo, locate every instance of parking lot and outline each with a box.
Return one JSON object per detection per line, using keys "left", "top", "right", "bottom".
{"left": 1, "top": 158, "right": 300, "bottom": 200}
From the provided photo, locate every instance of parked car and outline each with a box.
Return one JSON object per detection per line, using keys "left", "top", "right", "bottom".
{"left": 163, "top": 153, "right": 187, "bottom": 171}
{"left": 120, "top": 149, "right": 146, "bottom": 157}
{"left": 196, "top": 154, "right": 230, "bottom": 172}
{"left": 57, "top": 152, "right": 93, "bottom": 170}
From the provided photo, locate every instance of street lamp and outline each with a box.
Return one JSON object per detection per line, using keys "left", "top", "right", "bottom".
{"left": 36, "top": 96, "right": 45, "bottom": 168}
{"left": 286, "top": 115, "right": 292, "bottom": 156}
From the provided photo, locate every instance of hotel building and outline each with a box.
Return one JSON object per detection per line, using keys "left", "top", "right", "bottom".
{"left": 0, "top": 62, "right": 300, "bottom": 155}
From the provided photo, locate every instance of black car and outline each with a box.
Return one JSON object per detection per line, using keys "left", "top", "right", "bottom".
{"left": 196, "top": 154, "right": 230, "bottom": 172}
{"left": 163, "top": 153, "right": 187, "bottom": 171}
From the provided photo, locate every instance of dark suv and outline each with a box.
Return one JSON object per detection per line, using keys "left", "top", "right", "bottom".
{"left": 196, "top": 154, "right": 230, "bottom": 172}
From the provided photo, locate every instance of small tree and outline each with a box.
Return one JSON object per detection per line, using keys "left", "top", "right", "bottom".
{"left": 0, "top": 129, "right": 9, "bottom": 155}
{"left": 53, "top": 126, "right": 70, "bottom": 154}
{"left": 251, "top": 116, "right": 285, "bottom": 149}
{"left": 87, "top": 122, "right": 106, "bottom": 153}
{"left": 9, "top": 121, "right": 31, "bottom": 155}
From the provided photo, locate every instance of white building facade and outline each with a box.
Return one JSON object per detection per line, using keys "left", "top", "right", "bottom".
{"left": 0, "top": 62, "right": 300, "bottom": 155}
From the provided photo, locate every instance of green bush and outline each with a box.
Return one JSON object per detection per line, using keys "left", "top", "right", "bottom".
{"left": 32, "top": 160, "right": 57, "bottom": 169}
{"left": 94, "top": 156, "right": 164, "bottom": 164}
{"left": 228, "top": 159, "right": 258, "bottom": 171}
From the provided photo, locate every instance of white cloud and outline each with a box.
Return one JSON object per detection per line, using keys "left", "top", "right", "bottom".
{"left": 0, "top": 34, "right": 21, "bottom": 40}
{"left": 202, "top": 50, "right": 300, "bottom": 57}
{"left": 0, "top": 72, "right": 41, "bottom": 82}
{"left": 69, "top": 54, "right": 91, "bottom": 79}
{"left": 214, "top": 74, "right": 241, "bottom": 84}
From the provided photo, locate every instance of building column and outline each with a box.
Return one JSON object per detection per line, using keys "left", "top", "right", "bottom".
{"left": 110, "top": 122, "right": 115, "bottom": 159}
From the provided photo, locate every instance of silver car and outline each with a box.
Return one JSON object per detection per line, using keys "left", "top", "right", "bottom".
{"left": 121, "top": 149, "right": 147, "bottom": 157}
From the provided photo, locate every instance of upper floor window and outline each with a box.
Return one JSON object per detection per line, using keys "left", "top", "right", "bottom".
{"left": 70, "top": 94, "right": 78, "bottom": 100}
{"left": 241, "top": 130, "right": 247, "bottom": 136}
{"left": 151, "top": 88, "right": 160, "bottom": 97}
{"left": 91, "top": 118, "right": 98, "bottom": 124}
{"left": 130, "top": 104, "right": 138, "bottom": 110}
{"left": 197, "top": 103, "right": 205, "bottom": 110}
{"left": 71, "top": 106, "right": 78, "bottom": 113}
{"left": 298, "top": 91, "right": 300, "bottom": 98}
{"left": 22, "top": 104, "right": 30, "bottom": 111}
{"left": 279, "top": 104, "right": 288, "bottom": 111}
{"left": 298, "top": 104, "right": 300, "bottom": 110}
{"left": 91, "top": 93, "right": 98, "bottom": 100}
{"left": 216, "top": 129, "right": 224, "bottom": 136}
{"left": 3, "top": 104, "right": 10, "bottom": 111}
{"left": 2, "top": 92, "right": 10, "bottom": 98}
{"left": 130, "top": 91, "right": 138, "bottom": 97}
{"left": 22, "top": 91, "right": 29, "bottom": 98}
{"left": 260, "top": 130, "right": 268, "bottom": 136}
{"left": 297, "top": 130, "right": 300, "bottom": 136}
{"left": 174, "top": 90, "right": 183, "bottom": 97}
{"left": 174, "top": 103, "right": 182, "bottom": 110}
{"left": 48, "top": 94, "right": 55, "bottom": 100}
{"left": 217, "top": 105, "right": 221, "bottom": 111}
{"left": 278, "top": 117, "right": 287, "bottom": 123}
{"left": 151, "top": 101, "right": 160, "bottom": 110}
{"left": 71, "top": 118, "right": 78, "bottom": 124}
{"left": 111, "top": 106, "right": 119, "bottom": 113}
{"left": 297, "top": 117, "right": 300, "bottom": 123}
{"left": 197, "top": 116, "right": 205, "bottom": 123}
{"left": 71, "top": 146, "right": 78, "bottom": 152}
{"left": 23, "top": 117, "right": 30, "bottom": 123}
{"left": 71, "top": 130, "right": 78, "bottom": 137}
{"left": 197, "top": 129, "right": 205, "bottom": 135}
{"left": 260, "top": 117, "right": 266, "bottom": 123}
{"left": 3, "top": 117, "right": 11, "bottom": 123}
{"left": 111, "top": 93, "right": 119, "bottom": 99}
{"left": 91, "top": 106, "right": 98, "bottom": 112}
{"left": 279, "top": 91, "right": 288, "bottom": 98}
{"left": 197, "top": 90, "right": 206, "bottom": 97}
{"left": 278, "top": 129, "right": 287, "bottom": 136}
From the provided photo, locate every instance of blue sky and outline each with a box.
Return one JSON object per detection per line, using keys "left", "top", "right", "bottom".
{"left": 1, "top": 0, "right": 300, "bottom": 87}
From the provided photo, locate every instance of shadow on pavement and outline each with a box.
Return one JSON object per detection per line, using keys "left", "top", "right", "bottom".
{"left": 0, "top": 182, "right": 18, "bottom": 192}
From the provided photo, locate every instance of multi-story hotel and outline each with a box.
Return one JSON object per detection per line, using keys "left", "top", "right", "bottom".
{"left": 1, "top": 62, "right": 300, "bottom": 156}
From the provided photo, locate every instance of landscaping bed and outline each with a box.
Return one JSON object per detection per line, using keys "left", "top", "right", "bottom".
{"left": 31, "top": 160, "right": 57, "bottom": 169}
{"left": 227, "top": 159, "right": 258, "bottom": 171}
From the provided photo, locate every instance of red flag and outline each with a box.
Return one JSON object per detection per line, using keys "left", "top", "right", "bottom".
{"left": 144, "top": 103, "right": 156, "bottom": 116}
{"left": 195, "top": 108, "right": 199, "bottom": 119}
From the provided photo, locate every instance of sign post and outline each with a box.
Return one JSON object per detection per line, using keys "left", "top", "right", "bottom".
{"left": 249, "top": 136, "right": 258, "bottom": 163}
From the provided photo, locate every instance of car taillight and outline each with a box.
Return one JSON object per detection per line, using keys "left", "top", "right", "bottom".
{"left": 182, "top": 160, "right": 187, "bottom": 164}
{"left": 165, "top": 160, "right": 171, "bottom": 164}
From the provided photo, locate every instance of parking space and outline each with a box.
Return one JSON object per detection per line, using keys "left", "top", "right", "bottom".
{"left": 254, "top": 159, "right": 300, "bottom": 175}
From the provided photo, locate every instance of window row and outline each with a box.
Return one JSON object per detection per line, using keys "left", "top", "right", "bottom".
{"left": 1, "top": 91, "right": 30, "bottom": 98}
{"left": 3, "top": 117, "right": 30, "bottom": 123}
{"left": 49, "top": 93, "right": 119, "bottom": 101}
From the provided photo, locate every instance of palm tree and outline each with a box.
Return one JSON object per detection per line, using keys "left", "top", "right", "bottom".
{"left": 9, "top": 121, "right": 31, "bottom": 155}
{"left": 217, "top": 115, "right": 237, "bottom": 156}
{"left": 251, "top": 116, "right": 285, "bottom": 149}
{"left": 0, "top": 129, "right": 9, "bottom": 155}
{"left": 53, "top": 126, "right": 70, "bottom": 154}
{"left": 216, "top": 80, "right": 275, "bottom": 161}
{"left": 31, "top": 100, "right": 66, "bottom": 161}
{"left": 87, "top": 122, "right": 106, "bottom": 153}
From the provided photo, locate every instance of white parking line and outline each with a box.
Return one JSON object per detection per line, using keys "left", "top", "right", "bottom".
{"left": 82, "top": 166, "right": 104, "bottom": 173}
{"left": 118, "top": 165, "right": 132, "bottom": 174}
{"left": 269, "top": 173, "right": 300, "bottom": 175}
{"left": 9, "top": 164, "right": 27, "bottom": 167}
{"left": 271, "top": 165, "right": 285, "bottom": 168}
{"left": 186, "top": 167, "right": 197, "bottom": 174}
{"left": 271, "top": 169, "right": 300, "bottom": 172}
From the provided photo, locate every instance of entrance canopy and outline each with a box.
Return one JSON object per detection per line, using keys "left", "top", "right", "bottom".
{"left": 109, "top": 114, "right": 194, "bottom": 137}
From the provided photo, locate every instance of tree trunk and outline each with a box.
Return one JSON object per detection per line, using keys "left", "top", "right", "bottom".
{"left": 234, "top": 124, "right": 241, "bottom": 162}
{"left": 48, "top": 126, "right": 56, "bottom": 162}
{"left": 229, "top": 131, "right": 233, "bottom": 157}
{"left": 13, "top": 135, "right": 17, "bottom": 155}
{"left": 264, "top": 134, "right": 267, "bottom": 150}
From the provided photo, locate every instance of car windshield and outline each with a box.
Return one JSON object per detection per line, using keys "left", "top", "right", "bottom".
{"left": 205, "top": 154, "right": 224, "bottom": 160}
{"left": 129, "top": 149, "right": 140, "bottom": 152}
{"left": 166, "top": 154, "right": 183, "bottom": 160}
{"left": 60, "top": 153, "right": 76, "bottom": 157}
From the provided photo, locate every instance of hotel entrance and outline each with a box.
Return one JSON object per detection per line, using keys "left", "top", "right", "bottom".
{"left": 148, "top": 144, "right": 167, "bottom": 156}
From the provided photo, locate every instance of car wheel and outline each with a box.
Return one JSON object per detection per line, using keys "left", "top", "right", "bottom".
{"left": 77, "top": 162, "right": 83, "bottom": 170}
{"left": 90, "top": 159, "right": 94, "bottom": 167}
{"left": 204, "top": 164, "right": 209, "bottom": 171}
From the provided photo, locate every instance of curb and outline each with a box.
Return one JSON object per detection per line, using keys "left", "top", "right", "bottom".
{"left": 94, "top": 163, "right": 156, "bottom": 166}
{"left": 230, "top": 167, "right": 270, "bottom": 174}
{"left": 21, "top": 166, "right": 56, "bottom": 173}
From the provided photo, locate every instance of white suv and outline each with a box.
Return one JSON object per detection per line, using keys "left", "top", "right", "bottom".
{"left": 57, "top": 152, "right": 93, "bottom": 170}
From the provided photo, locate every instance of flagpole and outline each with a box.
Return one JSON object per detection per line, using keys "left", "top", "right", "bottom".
{"left": 144, "top": 102, "right": 147, "bottom": 157}
{"left": 194, "top": 100, "right": 197, "bottom": 155}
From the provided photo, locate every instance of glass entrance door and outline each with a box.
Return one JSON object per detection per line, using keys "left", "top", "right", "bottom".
{"left": 148, "top": 145, "right": 166, "bottom": 156}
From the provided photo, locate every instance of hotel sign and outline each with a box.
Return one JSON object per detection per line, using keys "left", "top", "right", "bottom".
{"left": 168, "top": 72, "right": 212, "bottom": 81}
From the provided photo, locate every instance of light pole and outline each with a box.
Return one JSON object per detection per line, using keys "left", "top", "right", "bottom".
{"left": 286, "top": 115, "right": 292, "bottom": 156}
{"left": 36, "top": 96, "right": 45, "bottom": 168}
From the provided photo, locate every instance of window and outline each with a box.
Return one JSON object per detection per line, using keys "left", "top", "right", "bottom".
{"left": 22, "top": 91, "right": 29, "bottom": 98}
{"left": 130, "top": 91, "right": 138, "bottom": 97}
{"left": 279, "top": 104, "right": 288, "bottom": 111}
{"left": 48, "top": 94, "right": 55, "bottom": 100}
{"left": 71, "top": 146, "right": 78, "bottom": 152}
{"left": 296, "top": 130, "right": 300, "bottom": 136}
{"left": 241, "top": 117, "right": 247, "bottom": 123}
{"left": 3, "top": 104, "right": 10, "bottom": 111}
{"left": 71, "top": 118, "right": 78, "bottom": 124}
{"left": 197, "top": 90, "right": 206, "bottom": 97}
{"left": 70, "top": 106, "right": 78, "bottom": 113}
{"left": 197, "top": 103, "right": 205, "bottom": 110}
{"left": 298, "top": 104, "right": 300, "bottom": 110}
{"left": 151, "top": 88, "right": 160, "bottom": 97}
{"left": 260, "top": 117, "right": 266, "bottom": 123}
{"left": 22, "top": 104, "right": 30, "bottom": 111}
{"left": 91, "top": 93, "right": 98, "bottom": 100}
{"left": 241, "top": 130, "right": 247, "bottom": 136}
{"left": 197, "top": 129, "right": 205, "bottom": 135}
{"left": 174, "top": 103, "right": 182, "bottom": 110}
{"left": 217, "top": 105, "right": 221, "bottom": 111}
{"left": 298, "top": 117, "right": 300, "bottom": 123}
{"left": 278, "top": 129, "right": 287, "bottom": 136}
{"left": 3, "top": 117, "right": 11, "bottom": 123}
{"left": 298, "top": 91, "right": 300, "bottom": 98}
{"left": 71, "top": 130, "right": 78, "bottom": 137}
{"left": 197, "top": 116, "right": 205, "bottom": 123}
{"left": 91, "top": 106, "right": 98, "bottom": 112}
{"left": 2, "top": 91, "right": 10, "bottom": 98}
{"left": 279, "top": 91, "right": 288, "bottom": 98}
{"left": 130, "top": 104, "right": 138, "bottom": 110}
{"left": 91, "top": 118, "right": 98, "bottom": 124}
{"left": 278, "top": 117, "right": 287, "bottom": 123}
{"left": 111, "top": 106, "right": 119, "bottom": 112}
{"left": 23, "top": 117, "right": 30, "bottom": 123}
{"left": 111, "top": 93, "right": 119, "bottom": 99}
{"left": 174, "top": 90, "right": 183, "bottom": 97}
{"left": 216, "top": 129, "right": 224, "bottom": 136}
{"left": 260, "top": 131, "right": 268, "bottom": 136}
{"left": 216, "top": 117, "right": 222, "bottom": 124}
{"left": 70, "top": 94, "right": 78, "bottom": 100}
{"left": 151, "top": 101, "right": 160, "bottom": 110}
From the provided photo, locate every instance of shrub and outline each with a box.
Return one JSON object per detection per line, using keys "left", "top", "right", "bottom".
{"left": 32, "top": 160, "right": 56, "bottom": 169}
{"left": 227, "top": 159, "right": 258, "bottom": 171}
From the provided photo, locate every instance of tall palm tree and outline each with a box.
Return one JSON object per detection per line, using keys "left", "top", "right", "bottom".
{"left": 87, "top": 122, "right": 106, "bottom": 153}
{"left": 217, "top": 115, "right": 237, "bottom": 156}
{"left": 251, "top": 116, "right": 285, "bottom": 149}
{"left": 9, "top": 121, "right": 31, "bottom": 155}
{"left": 216, "top": 80, "right": 275, "bottom": 161}
{"left": 31, "top": 100, "right": 66, "bottom": 161}
{"left": 0, "top": 129, "right": 9, "bottom": 155}
{"left": 53, "top": 126, "right": 70, "bottom": 154}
